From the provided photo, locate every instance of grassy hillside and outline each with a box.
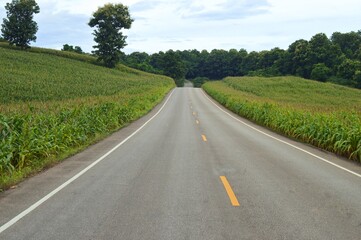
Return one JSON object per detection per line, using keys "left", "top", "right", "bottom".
{"left": 0, "top": 45, "right": 175, "bottom": 190}
{"left": 203, "top": 76, "right": 361, "bottom": 162}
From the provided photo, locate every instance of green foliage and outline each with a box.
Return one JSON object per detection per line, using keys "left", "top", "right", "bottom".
{"left": 88, "top": 3, "right": 133, "bottom": 68}
{"left": 141, "top": 50, "right": 186, "bottom": 86}
{"left": 248, "top": 67, "right": 281, "bottom": 77}
{"left": 308, "top": 33, "right": 341, "bottom": 68}
{"left": 62, "top": 44, "right": 83, "bottom": 54}
{"left": 121, "top": 30, "right": 361, "bottom": 89}
{"left": 1, "top": 0, "right": 40, "bottom": 49}
{"left": 174, "top": 79, "right": 185, "bottom": 87}
{"left": 353, "top": 70, "right": 361, "bottom": 89}
{"left": 311, "top": 63, "right": 331, "bottom": 82}
{"left": 337, "top": 59, "right": 361, "bottom": 86}
{"left": 203, "top": 77, "right": 361, "bottom": 162}
{"left": 161, "top": 50, "right": 187, "bottom": 81}
{"left": 192, "top": 77, "right": 209, "bottom": 88}
{"left": 122, "top": 52, "right": 161, "bottom": 74}
{"left": 331, "top": 31, "right": 361, "bottom": 59}
{"left": 0, "top": 46, "right": 175, "bottom": 189}
{"left": 204, "top": 49, "right": 234, "bottom": 79}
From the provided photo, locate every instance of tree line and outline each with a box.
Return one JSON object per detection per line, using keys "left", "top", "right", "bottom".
{"left": 121, "top": 31, "right": 361, "bottom": 89}
{"left": 2, "top": 1, "right": 361, "bottom": 89}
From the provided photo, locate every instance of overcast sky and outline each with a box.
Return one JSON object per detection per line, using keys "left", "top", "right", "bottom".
{"left": 1, "top": 0, "right": 361, "bottom": 54}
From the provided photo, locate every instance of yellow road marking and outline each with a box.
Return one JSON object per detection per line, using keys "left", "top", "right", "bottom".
{"left": 193, "top": 112, "right": 196, "bottom": 116}
{"left": 196, "top": 120, "right": 200, "bottom": 125}
{"left": 201, "top": 135, "right": 207, "bottom": 142}
{"left": 220, "top": 176, "right": 240, "bottom": 207}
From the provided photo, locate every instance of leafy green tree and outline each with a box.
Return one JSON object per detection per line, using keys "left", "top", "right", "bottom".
{"left": 205, "top": 49, "right": 234, "bottom": 79}
{"left": 197, "top": 50, "right": 210, "bottom": 78}
{"left": 308, "top": 33, "right": 341, "bottom": 70}
{"left": 62, "top": 44, "right": 72, "bottom": 51}
{"left": 310, "top": 63, "right": 331, "bottom": 82}
{"left": 353, "top": 70, "right": 361, "bottom": 89}
{"left": 123, "top": 52, "right": 160, "bottom": 73}
{"left": 287, "top": 39, "right": 311, "bottom": 78}
{"left": 331, "top": 31, "right": 361, "bottom": 59}
{"left": 88, "top": 3, "right": 133, "bottom": 68}
{"left": 179, "top": 49, "right": 201, "bottom": 79}
{"left": 241, "top": 51, "right": 259, "bottom": 75}
{"left": 1, "top": 0, "right": 40, "bottom": 49}
{"left": 225, "top": 49, "right": 245, "bottom": 76}
{"left": 62, "top": 44, "right": 83, "bottom": 54}
{"left": 119, "top": 30, "right": 361, "bottom": 89}
{"left": 162, "top": 50, "right": 186, "bottom": 86}
{"left": 256, "top": 48, "right": 286, "bottom": 76}
{"left": 236, "top": 49, "right": 248, "bottom": 76}
{"left": 149, "top": 51, "right": 165, "bottom": 72}
{"left": 355, "top": 46, "right": 361, "bottom": 61}
{"left": 74, "top": 46, "right": 83, "bottom": 54}
{"left": 192, "top": 77, "right": 209, "bottom": 88}
{"left": 337, "top": 59, "right": 361, "bottom": 81}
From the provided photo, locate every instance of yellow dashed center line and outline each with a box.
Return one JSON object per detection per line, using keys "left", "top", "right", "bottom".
{"left": 220, "top": 176, "right": 240, "bottom": 207}
{"left": 201, "top": 134, "right": 207, "bottom": 142}
{"left": 196, "top": 120, "right": 200, "bottom": 125}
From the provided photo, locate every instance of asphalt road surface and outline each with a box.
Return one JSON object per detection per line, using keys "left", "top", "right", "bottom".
{"left": 1, "top": 87, "right": 360, "bottom": 240}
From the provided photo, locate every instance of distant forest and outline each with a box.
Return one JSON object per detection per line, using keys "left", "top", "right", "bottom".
{"left": 120, "top": 31, "right": 361, "bottom": 88}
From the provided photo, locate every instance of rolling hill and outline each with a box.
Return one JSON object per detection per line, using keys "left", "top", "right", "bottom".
{"left": 0, "top": 44, "right": 175, "bottom": 189}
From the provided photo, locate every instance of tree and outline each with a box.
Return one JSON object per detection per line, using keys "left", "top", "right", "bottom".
{"left": 192, "top": 77, "right": 209, "bottom": 88}
{"left": 241, "top": 51, "right": 259, "bottom": 75}
{"left": 287, "top": 39, "right": 311, "bottom": 78}
{"left": 122, "top": 52, "right": 160, "bottom": 73}
{"left": 308, "top": 33, "right": 341, "bottom": 70}
{"left": 205, "top": 49, "right": 233, "bottom": 79}
{"left": 331, "top": 31, "right": 361, "bottom": 59}
{"left": 118, "top": 29, "right": 361, "bottom": 89}
{"left": 62, "top": 44, "right": 83, "bottom": 54}
{"left": 74, "top": 46, "right": 83, "bottom": 54}
{"left": 337, "top": 59, "right": 361, "bottom": 81}
{"left": 88, "top": 3, "right": 133, "bottom": 68}
{"left": 180, "top": 49, "right": 201, "bottom": 79}
{"left": 310, "top": 63, "right": 331, "bottom": 82}
{"left": 62, "top": 44, "right": 72, "bottom": 51}
{"left": 255, "top": 48, "right": 286, "bottom": 76}
{"left": 150, "top": 51, "right": 165, "bottom": 72}
{"left": 228, "top": 49, "right": 243, "bottom": 76}
{"left": 1, "top": 0, "right": 40, "bottom": 49}
{"left": 162, "top": 50, "right": 186, "bottom": 86}
{"left": 353, "top": 70, "right": 361, "bottom": 89}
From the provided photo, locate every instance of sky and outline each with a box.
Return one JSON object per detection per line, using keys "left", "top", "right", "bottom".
{"left": 0, "top": 0, "right": 361, "bottom": 54}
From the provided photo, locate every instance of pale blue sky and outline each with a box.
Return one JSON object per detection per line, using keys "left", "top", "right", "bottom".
{"left": 1, "top": 0, "right": 361, "bottom": 54}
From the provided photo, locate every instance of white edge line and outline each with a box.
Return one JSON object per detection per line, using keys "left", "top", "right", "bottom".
{"left": 201, "top": 89, "right": 361, "bottom": 178}
{"left": 0, "top": 89, "right": 175, "bottom": 234}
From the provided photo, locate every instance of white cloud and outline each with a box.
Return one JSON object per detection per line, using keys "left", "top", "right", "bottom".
{"left": 0, "top": 0, "right": 361, "bottom": 53}
{"left": 36, "top": 0, "right": 142, "bottom": 15}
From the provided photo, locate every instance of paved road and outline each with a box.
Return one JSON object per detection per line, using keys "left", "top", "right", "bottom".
{"left": 184, "top": 80, "right": 194, "bottom": 87}
{"left": 1, "top": 88, "right": 361, "bottom": 239}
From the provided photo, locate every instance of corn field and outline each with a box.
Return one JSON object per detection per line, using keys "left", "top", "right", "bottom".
{"left": 203, "top": 77, "right": 361, "bottom": 162}
{"left": 0, "top": 46, "right": 174, "bottom": 189}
